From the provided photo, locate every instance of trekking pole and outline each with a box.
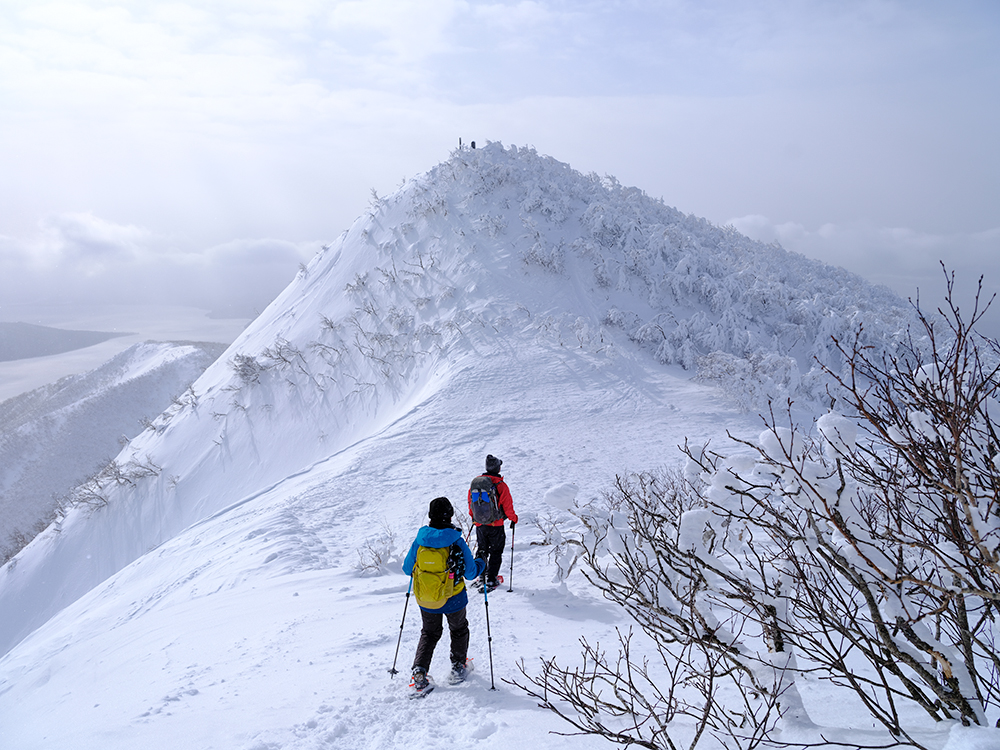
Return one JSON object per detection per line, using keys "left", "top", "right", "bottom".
{"left": 507, "top": 523, "right": 515, "bottom": 592}
{"left": 483, "top": 581, "right": 497, "bottom": 690}
{"left": 388, "top": 577, "right": 412, "bottom": 678}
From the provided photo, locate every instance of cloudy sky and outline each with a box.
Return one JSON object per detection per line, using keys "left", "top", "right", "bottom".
{"left": 1, "top": 1, "right": 998, "bottom": 333}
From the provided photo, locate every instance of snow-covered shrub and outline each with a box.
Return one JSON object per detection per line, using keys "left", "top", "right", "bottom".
{"left": 514, "top": 467, "right": 788, "bottom": 750}
{"left": 473, "top": 212, "right": 507, "bottom": 237}
{"left": 68, "top": 455, "right": 162, "bottom": 511}
{"left": 520, "top": 281, "right": 1000, "bottom": 748}
{"left": 229, "top": 353, "right": 265, "bottom": 386}
{"left": 260, "top": 338, "right": 305, "bottom": 369}
{"left": 696, "top": 350, "right": 800, "bottom": 411}
{"left": 520, "top": 238, "right": 565, "bottom": 273}
{"left": 355, "top": 522, "right": 399, "bottom": 576}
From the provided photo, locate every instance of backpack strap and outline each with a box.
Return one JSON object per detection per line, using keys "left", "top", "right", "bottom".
{"left": 489, "top": 475, "right": 508, "bottom": 519}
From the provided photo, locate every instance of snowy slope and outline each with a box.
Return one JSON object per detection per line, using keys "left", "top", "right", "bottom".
{"left": 1, "top": 143, "right": 971, "bottom": 749}
{"left": 0, "top": 341, "right": 226, "bottom": 561}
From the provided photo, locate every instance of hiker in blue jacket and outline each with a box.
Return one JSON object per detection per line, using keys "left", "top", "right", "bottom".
{"left": 403, "top": 497, "right": 486, "bottom": 694}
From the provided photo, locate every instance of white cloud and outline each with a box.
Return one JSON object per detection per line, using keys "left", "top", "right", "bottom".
{"left": 0, "top": 213, "right": 317, "bottom": 317}
{"left": 0, "top": 0, "right": 996, "bottom": 335}
{"left": 36, "top": 212, "right": 150, "bottom": 268}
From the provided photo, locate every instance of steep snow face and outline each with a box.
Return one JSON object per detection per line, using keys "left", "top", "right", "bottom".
{"left": 0, "top": 143, "right": 916, "bottom": 658}
{"left": 0, "top": 341, "right": 225, "bottom": 560}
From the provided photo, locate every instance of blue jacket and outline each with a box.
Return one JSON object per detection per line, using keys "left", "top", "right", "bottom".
{"left": 403, "top": 526, "right": 486, "bottom": 613}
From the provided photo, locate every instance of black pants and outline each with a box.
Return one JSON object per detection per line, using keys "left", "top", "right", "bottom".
{"left": 412, "top": 607, "right": 469, "bottom": 673}
{"left": 476, "top": 524, "right": 506, "bottom": 583}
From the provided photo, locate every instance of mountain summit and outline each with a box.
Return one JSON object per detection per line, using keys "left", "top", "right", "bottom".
{"left": 0, "top": 144, "right": 923, "bottom": 748}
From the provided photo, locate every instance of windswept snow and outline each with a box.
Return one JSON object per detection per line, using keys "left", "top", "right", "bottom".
{"left": 0, "top": 143, "right": 976, "bottom": 748}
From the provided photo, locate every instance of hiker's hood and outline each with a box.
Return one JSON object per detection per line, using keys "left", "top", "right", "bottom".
{"left": 414, "top": 526, "right": 463, "bottom": 548}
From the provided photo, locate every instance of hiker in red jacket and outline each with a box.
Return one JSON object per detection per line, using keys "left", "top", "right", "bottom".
{"left": 468, "top": 454, "right": 518, "bottom": 592}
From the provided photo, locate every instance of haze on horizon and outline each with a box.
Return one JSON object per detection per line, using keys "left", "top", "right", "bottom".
{"left": 0, "top": 1, "right": 997, "bottom": 332}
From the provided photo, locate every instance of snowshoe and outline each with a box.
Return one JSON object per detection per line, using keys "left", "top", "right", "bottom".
{"left": 410, "top": 669, "right": 434, "bottom": 699}
{"left": 448, "top": 658, "right": 474, "bottom": 685}
{"left": 484, "top": 575, "right": 503, "bottom": 592}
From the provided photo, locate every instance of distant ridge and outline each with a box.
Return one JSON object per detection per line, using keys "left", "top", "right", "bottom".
{"left": 0, "top": 340, "right": 226, "bottom": 561}
{"left": 0, "top": 322, "right": 131, "bottom": 362}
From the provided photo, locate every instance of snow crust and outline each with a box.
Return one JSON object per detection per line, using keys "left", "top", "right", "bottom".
{"left": 0, "top": 144, "right": 974, "bottom": 748}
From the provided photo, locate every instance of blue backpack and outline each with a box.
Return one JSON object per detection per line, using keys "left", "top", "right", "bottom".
{"left": 470, "top": 475, "right": 503, "bottom": 525}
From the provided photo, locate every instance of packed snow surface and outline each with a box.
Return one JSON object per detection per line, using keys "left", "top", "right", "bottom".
{"left": 0, "top": 144, "right": 979, "bottom": 748}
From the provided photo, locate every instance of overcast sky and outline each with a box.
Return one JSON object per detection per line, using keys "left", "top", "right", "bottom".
{"left": 1, "top": 1, "right": 998, "bottom": 333}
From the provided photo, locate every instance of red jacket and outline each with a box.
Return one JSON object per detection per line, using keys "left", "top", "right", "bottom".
{"left": 468, "top": 473, "right": 518, "bottom": 526}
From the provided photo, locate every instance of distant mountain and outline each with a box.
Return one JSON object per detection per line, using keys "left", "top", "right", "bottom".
{"left": 0, "top": 322, "right": 130, "bottom": 362}
{"left": 0, "top": 145, "right": 930, "bottom": 746}
{"left": 0, "top": 340, "right": 226, "bottom": 562}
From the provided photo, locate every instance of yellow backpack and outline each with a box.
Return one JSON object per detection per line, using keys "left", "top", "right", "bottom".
{"left": 413, "top": 544, "right": 465, "bottom": 609}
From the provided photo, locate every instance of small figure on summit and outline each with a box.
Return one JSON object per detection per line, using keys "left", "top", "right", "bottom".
{"left": 468, "top": 454, "right": 517, "bottom": 592}
{"left": 403, "top": 497, "right": 485, "bottom": 697}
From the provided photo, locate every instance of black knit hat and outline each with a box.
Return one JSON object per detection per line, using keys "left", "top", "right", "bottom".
{"left": 428, "top": 496, "right": 454, "bottom": 525}
{"left": 486, "top": 454, "right": 502, "bottom": 474}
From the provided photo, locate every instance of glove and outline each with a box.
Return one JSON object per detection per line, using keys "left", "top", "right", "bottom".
{"left": 509, "top": 521, "right": 516, "bottom": 529}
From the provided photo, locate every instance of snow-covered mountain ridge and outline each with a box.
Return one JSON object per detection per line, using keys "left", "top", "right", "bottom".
{"left": 0, "top": 143, "right": 947, "bottom": 749}
{"left": 0, "top": 340, "right": 225, "bottom": 561}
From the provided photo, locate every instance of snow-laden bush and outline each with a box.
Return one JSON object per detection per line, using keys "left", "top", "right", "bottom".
{"left": 520, "top": 278, "right": 1000, "bottom": 749}
{"left": 229, "top": 353, "right": 265, "bottom": 386}
{"left": 69, "top": 455, "right": 162, "bottom": 510}
{"left": 355, "top": 522, "right": 400, "bottom": 576}
{"left": 696, "top": 350, "right": 801, "bottom": 411}
{"left": 514, "top": 467, "right": 789, "bottom": 750}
